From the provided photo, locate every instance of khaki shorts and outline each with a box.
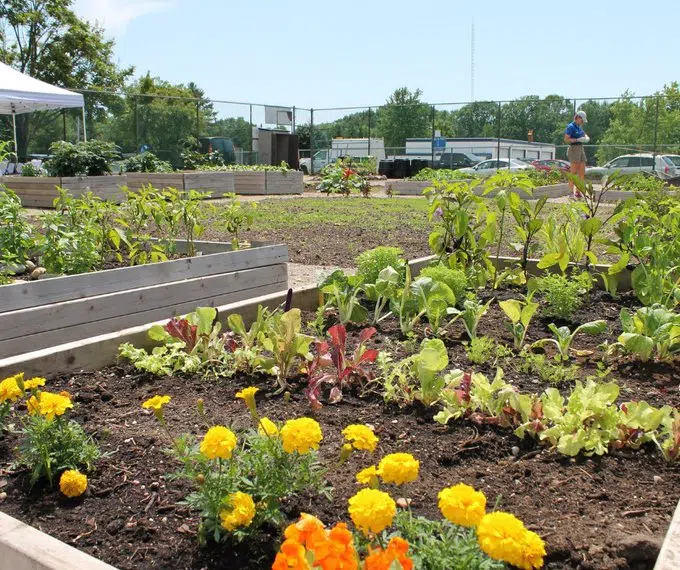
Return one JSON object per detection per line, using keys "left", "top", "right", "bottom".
{"left": 567, "top": 144, "right": 586, "bottom": 164}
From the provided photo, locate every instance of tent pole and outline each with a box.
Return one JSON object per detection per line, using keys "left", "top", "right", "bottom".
{"left": 82, "top": 107, "right": 87, "bottom": 142}
{"left": 12, "top": 112, "right": 18, "bottom": 163}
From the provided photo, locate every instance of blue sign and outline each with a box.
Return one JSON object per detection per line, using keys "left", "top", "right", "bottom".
{"left": 433, "top": 137, "right": 447, "bottom": 150}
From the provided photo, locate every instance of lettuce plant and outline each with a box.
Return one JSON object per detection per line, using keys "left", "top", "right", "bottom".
{"left": 531, "top": 320, "right": 607, "bottom": 363}
{"left": 499, "top": 295, "right": 539, "bottom": 350}
{"left": 320, "top": 271, "right": 368, "bottom": 324}
{"left": 612, "top": 304, "right": 680, "bottom": 361}
{"left": 447, "top": 298, "right": 492, "bottom": 340}
{"left": 413, "top": 339, "right": 449, "bottom": 407}
{"left": 363, "top": 266, "right": 401, "bottom": 324}
{"left": 259, "top": 309, "right": 314, "bottom": 392}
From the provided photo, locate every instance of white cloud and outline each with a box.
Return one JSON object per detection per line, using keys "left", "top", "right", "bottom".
{"left": 74, "top": 0, "right": 173, "bottom": 35}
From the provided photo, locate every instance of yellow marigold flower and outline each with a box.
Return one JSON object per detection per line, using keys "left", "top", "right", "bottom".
{"left": 141, "top": 395, "right": 171, "bottom": 411}
{"left": 514, "top": 530, "right": 547, "bottom": 570}
{"left": 377, "top": 453, "right": 419, "bottom": 486}
{"left": 220, "top": 491, "right": 256, "bottom": 531}
{"left": 342, "top": 424, "right": 379, "bottom": 452}
{"left": 280, "top": 417, "right": 323, "bottom": 454}
{"left": 200, "top": 426, "right": 238, "bottom": 460}
{"left": 437, "top": 483, "right": 487, "bottom": 528}
{"left": 348, "top": 488, "right": 396, "bottom": 535}
{"left": 59, "top": 470, "right": 88, "bottom": 498}
{"left": 235, "top": 386, "right": 259, "bottom": 416}
{"left": 31, "top": 392, "right": 73, "bottom": 420}
{"left": 476, "top": 511, "right": 528, "bottom": 567}
{"left": 23, "top": 377, "right": 46, "bottom": 391}
{"left": 356, "top": 465, "right": 380, "bottom": 486}
{"left": 0, "top": 374, "right": 24, "bottom": 403}
{"left": 258, "top": 417, "right": 279, "bottom": 437}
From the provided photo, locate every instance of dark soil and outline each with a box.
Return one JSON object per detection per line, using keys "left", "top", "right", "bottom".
{"left": 1, "top": 291, "right": 678, "bottom": 570}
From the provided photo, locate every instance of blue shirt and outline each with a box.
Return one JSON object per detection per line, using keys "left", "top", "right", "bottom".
{"left": 565, "top": 121, "right": 585, "bottom": 140}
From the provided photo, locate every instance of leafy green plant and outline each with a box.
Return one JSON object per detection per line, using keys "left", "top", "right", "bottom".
{"left": 389, "top": 510, "right": 505, "bottom": 570}
{"left": 20, "top": 162, "right": 41, "bottom": 177}
{"left": 363, "top": 266, "right": 401, "bottom": 324}
{"left": 0, "top": 186, "right": 34, "bottom": 265}
{"left": 413, "top": 338, "right": 449, "bottom": 406}
{"left": 38, "top": 210, "right": 101, "bottom": 274}
{"left": 517, "top": 352, "right": 579, "bottom": 385}
{"left": 654, "top": 411, "right": 680, "bottom": 462}
{"left": 509, "top": 194, "right": 548, "bottom": 279}
{"left": 17, "top": 412, "right": 100, "bottom": 487}
{"left": 419, "top": 264, "right": 468, "bottom": 307}
{"left": 120, "top": 307, "right": 233, "bottom": 377}
{"left": 47, "top": 140, "right": 118, "bottom": 177}
{"left": 320, "top": 271, "right": 368, "bottom": 324}
{"left": 219, "top": 193, "right": 256, "bottom": 250}
{"left": 226, "top": 306, "right": 278, "bottom": 373}
{"left": 123, "top": 151, "right": 173, "bottom": 173}
{"left": 499, "top": 294, "right": 539, "bottom": 350}
{"left": 424, "top": 180, "right": 493, "bottom": 281}
{"left": 412, "top": 277, "right": 457, "bottom": 333}
{"left": 259, "top": 308, "right": 314, "bottom": 392}
{"left": 467, "top": 339, "right": 495, "bottom": 370}
{"left": 611, "top": 304, "right": 680, "bottom": 361}
{"left": 447, "top": 298, "right": 492, "bottom": 340}
{"left": 355, "top": 246, "right": 404, "bottom": 285}
{"left": 317, "top": 163, "right": 370, "bottom": 196}
{"left": 537, "top": 208, "right": 588, "bottom": 273}
{"left": 531, "top": 320, "right": 607, "bottom": 363}
{"left": 409, "top": 168, "right": 479, "bottom": 182}
{"left": 535, "top": 271, "right": 592, "bottom": 320}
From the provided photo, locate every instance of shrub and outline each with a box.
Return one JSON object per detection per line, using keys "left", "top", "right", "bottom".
{"left": 47, "top": 140, "right": 119, "bottom": 177}
{"left": 124, "top": 151, "right": 173, "bottom": 173}
{"left": 536, "top": 271, "right": 592, "bottom": 319}
{"left": 20, "top": 163, "right": 41, "bottom": 177}
{"left": 419, "top": 264, "right": 468, "bottom": 306}
{"left": 355, "top": 246, "right": 404, "bottom": 284}
{"left": 0, "top": 187, "right": 34, "bottom": 265}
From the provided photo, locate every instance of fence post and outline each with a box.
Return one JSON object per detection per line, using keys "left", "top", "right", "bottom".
{"left": 496, "top": 101, "right": 502, "bottom": 160}
{"left": 431, "top": 104, "right": 436, "bottom": 166}
{"left": 310, "top": 108, "right": 315, "bottom": 175}
{"left": 367, "top": 107, "right": 372, "bottom": 157}
{"left": 292, "top": 106, "right": 296, "bottom": 134}
{"left": 652, "top": 96, "right": 660, "bottom": 171}
{"left": 195, "top": 100, "right": 200, "bottom": 138}
{"left": 249, "top": 104, "right": 254, "bottom": 165}
{"left": 62, "top": 109, "right": 67, "bottom": 141}
{"left": 134, "top": 95, "right": 139, "bottom": 152}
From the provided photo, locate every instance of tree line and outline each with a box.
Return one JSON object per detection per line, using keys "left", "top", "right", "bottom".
{"left": 2, "top": 1, "right": 678, "bottom": 166}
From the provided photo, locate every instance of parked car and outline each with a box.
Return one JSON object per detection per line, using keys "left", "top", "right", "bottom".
{"left": 586, "top": 153, "right": 680, "bottom": 182}
{"left": 436, "top": 151, "right": 481, "bottom": 170}
{"left": 531, "top": 159, "right": 570, "bottom": 172}
{"left": 459, "top": 158, "right": 534, "bottom": 176}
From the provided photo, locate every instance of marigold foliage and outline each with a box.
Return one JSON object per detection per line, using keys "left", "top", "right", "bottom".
{"left": 342, "top": 424, "right": 379, "bottom": 452}
{"left": 348, "top": 488, "right": 396, "bottom": 535}
{"left": 281, "top": 417, "right": 323, "bottom": 454}
{"left": 200, "top": 426, "right": 238, "bottom": 460}
{"left": 59, "top": 469, "right": 88, "bottom": 498}
{"left": 377, "top": 453, "right": 419, "bottom": 485}
{"left": 437, "top": 483, "right": 487, "bottom": 527}
{"left": 219, "top": 491, "right": 256, "bottom": 531}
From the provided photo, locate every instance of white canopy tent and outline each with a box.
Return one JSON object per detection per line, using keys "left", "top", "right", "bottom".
{"left": 0, "top": 62, "right": 86, "bottom": 160}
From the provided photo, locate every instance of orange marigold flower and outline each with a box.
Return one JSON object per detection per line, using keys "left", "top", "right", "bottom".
{"left": 272, "top": 538, "right": 311, "bottom": 570}
{"left": 364, "top": 537, "right": 413, "bottom": 570}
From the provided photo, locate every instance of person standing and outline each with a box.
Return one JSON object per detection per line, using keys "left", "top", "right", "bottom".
{"left": 564, "top": 110, "right": 590, "bottom": 198}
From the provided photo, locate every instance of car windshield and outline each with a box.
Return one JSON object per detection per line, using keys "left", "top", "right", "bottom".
{"left": 663, "top": 156, "right": 680, "bottom": 167}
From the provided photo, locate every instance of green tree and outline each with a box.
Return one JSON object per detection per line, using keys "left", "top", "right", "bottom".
{"left": 206, "top": 117, "right": 253, "bottom": 152}
{"left": 450, "top": 101, "right": 498, "bottom": 137}
{"left": 377, "top": 87, "right": 430, "bottom": 149}
{"left": 500, "top": 95, "right": 573, "bottom": 144}
{"left": 0, "top": 0, "right": 133, "bottom": 159}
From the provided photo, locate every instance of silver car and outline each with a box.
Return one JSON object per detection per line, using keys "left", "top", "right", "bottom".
{"left": 458, "top": 158, "right": 534, "bottom": 177}
{"left": 586, "top": 153, "right": 680, "bottom": 183}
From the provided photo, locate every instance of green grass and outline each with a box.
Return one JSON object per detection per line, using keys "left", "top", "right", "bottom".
{"left": 226, "top": 197, "right": 432, "bottom": 233}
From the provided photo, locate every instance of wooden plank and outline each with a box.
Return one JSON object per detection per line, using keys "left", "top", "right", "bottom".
{"left": 183, "top": 172, "right": 235, "bottom": 196}
{"left": 0, "top": 286, "right": 318, "bottom": 379}
{"left": 266, "top": 171, "right": 303, "bottom": 195}
{"left": 233, "top": 171, "right": 266, "bottom": 195}
{"left": 0, "top": 265, "right": 287, "bottom": 355}
{"left": 0, "top": 243, "right": 289, "bottom": 313}
{"left": 656, "top": 500, "right": 680, "bottom": 569}
{"left": 125, "top": 173, "right": 184, "bottom": 191}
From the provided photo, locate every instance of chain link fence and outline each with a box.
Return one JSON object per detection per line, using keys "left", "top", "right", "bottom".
{"left": 2, "top": 91, "right": 678, "bottom": 175}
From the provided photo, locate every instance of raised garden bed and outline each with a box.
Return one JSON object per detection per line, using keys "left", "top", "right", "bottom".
{"left": 3, "top": 175, "right": 128, "bottom": 207}
{"left": 183, "top": 171, "right": 235, "bottom": 197}
{"left": 0, "top": 282, "right": 678, "bottom": 570}
{"left": 265, "top": 170, "right": 304, "bottom": 195}
{"left": 0, "top": 240, "right": 288, "bottom": 360}
{"left": 125, "top": 173, "right": 185, "bottom": 192}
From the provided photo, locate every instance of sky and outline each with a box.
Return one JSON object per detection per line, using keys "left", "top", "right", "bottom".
{"left": 73, "top": 0, "right": 680, "bottom": 117}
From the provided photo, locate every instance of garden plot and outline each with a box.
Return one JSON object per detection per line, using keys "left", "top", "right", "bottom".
{"left": 0, "top": 172, "right": 678, "bottom": 570}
